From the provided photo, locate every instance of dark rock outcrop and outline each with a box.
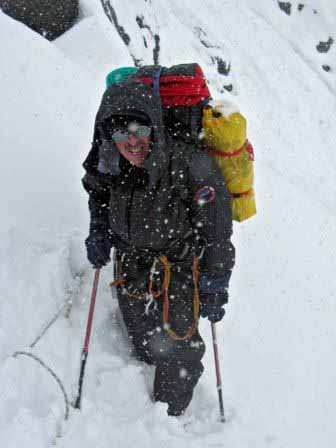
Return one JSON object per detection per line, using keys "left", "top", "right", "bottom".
{"left": 316, "top": 37, "right": 334, "bottom": 53}
{"left": 278, "top": 2, "right": 291, "bottom": 15}
{"left": 0, "top": 0, "right": 79, "bottom": 40}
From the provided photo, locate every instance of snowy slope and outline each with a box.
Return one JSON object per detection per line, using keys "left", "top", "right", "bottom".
{"left": 1, "top": 1, "right": 336, "bottom": 447}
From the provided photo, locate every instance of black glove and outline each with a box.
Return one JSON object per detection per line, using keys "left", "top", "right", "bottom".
{"left": 200, "top": 292, "right": 227, "bottom": 323}
{"left": 85, "top": 233, "right": 113, "bottom": 268}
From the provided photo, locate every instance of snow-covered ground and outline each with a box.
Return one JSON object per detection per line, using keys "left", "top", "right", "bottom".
{"left": 0, "top": 1, "right": 335, "bottom": 447}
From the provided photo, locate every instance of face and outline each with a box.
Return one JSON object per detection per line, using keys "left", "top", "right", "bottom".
{"left": 113, "top": 122, "right": 151, "bottom": 168}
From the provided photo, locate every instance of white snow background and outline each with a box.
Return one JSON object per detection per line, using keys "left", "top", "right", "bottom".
{"left": 1, "top": 0, "right": 336, "bottom": 447}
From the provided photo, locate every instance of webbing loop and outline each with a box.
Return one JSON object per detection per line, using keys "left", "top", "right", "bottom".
{"left": 159, "top": 255, "right": 200, "bottom": 341}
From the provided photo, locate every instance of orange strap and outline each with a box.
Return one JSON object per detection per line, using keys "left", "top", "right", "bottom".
{"left": 110, "top": 277, "right": 124, "bottom": 287}
{"left": 110, "top": 257, "right": 125, "bottom": 288}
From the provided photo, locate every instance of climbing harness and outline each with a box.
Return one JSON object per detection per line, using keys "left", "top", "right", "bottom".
{"left": 111, "top": 254, "right": 200, "bottom": 341}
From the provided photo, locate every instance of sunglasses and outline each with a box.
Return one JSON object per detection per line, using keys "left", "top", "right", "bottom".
{"left": 112, "top": 125, "right": 151, "bottom": 143}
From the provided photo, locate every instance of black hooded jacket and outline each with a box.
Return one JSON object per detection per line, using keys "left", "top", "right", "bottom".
{"left": 82, "top": 79, "right": 235, "bottom": 297}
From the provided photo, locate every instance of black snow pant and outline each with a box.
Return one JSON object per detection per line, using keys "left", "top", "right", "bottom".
{"left": 115, "top": 252, "right": 205, "bottom": 416}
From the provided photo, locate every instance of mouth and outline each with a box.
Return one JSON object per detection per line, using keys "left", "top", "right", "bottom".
{"left": 126, "top": 147, "right": 143, "bottom": 154}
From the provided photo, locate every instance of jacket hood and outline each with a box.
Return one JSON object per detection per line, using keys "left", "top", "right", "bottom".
{"left": 92, "top": 80, "right": 169, "bottom": 188}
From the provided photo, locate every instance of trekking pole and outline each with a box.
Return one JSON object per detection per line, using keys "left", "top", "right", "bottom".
{"left": 211, "top": 322, "right": 225, "bottom": 422}
{"left": 74, "top": 268, "right": 101, "bottom": 410}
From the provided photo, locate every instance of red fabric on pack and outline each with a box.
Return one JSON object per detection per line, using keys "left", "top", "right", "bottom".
{"left": 140, "top": 65, "right": 211, "bottom": 106}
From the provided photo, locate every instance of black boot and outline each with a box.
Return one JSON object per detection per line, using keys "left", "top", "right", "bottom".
{"left": 153, "top": 359, "right": 204, "bottom": 416}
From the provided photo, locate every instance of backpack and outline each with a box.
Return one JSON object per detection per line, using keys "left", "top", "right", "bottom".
{"left": 106, "top": 63, "right": 256, "bottom": 222}
{"left": 107, "top": 63, "right": 211, "bottom": 143}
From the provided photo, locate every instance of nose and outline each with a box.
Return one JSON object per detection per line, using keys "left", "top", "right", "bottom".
{"left": 127, "top": 134, "right": 138, "bottom": 146}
